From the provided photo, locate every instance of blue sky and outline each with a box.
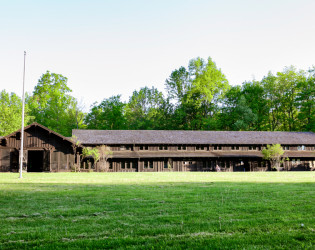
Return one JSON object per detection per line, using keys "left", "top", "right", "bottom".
{"left": 1, "top": 0, "right": 314, "bottom": 110}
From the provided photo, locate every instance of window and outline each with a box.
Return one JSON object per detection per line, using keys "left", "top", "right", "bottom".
{"left": 159, "top": 145, "right": 168, "bottom": 150}
{"left": 231, "top": 146, "right": 239, "bottom": 150}
{"left": 196, "top": 145, "right": 205, "bottom": 150}
{"left": 178, "top": 146, "right": 186, "bottom": 150}
{"left": 132, "top": 161, "right": 138, "bottom": 169}
{"left": 283, "top": 146, "right": 290, "bottom": 150}
{"left": 143, "top": 160, "right": 153, "bottom": 169}
{"left": 214, "top": 145, "right": 222, "bottom": 150}
{"left": 126, "top": 162, "right": 131, "bottom": 169}
{"left": 249, "top": 146, "right": 257, "bottom": 150}
{"left": 121, "top": 161, "right": 125, "bottom": 169}
{"left": 297, "top": 145, "right": 305, "bottom": 151}
{"left": 164, "top": 161, "right": 168, "bottom": 168}
{"left": 143, "top": 161, "right": 153, "bottom": 168}
{"left": 140, "top": 145, "right": 149, "bottom": 150}
{"left": 109, "top": 162, "right": 113, "bottom": 169}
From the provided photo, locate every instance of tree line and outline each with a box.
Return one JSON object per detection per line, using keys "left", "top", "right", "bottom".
{"left": 0, "top": 57, "right": 314, "bottom": 137}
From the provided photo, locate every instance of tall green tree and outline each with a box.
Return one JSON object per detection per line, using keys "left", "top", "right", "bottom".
{"left": 262, "top": 67, "right": 307, "bottom": 131}
{"left": 165, "top": 66, "right": 190, "bottom": 102}
{"left": 220, "top": 86, "right": 257, "bottom": 131}
{"left": 28, "top": 71, "right": 84, "bottom": 136}
{"left": 261, "top": 72, "right": 282, "bottom": 131}
{"left": 241, "top": 81, "right": 269, "bottom": 130}
{"left": 165, "top": 57, "right": 230, "bottom": 130}
{"left": 0, "top": 90, "right": 32, "bottom": 136}
{"left": 125, "top": 87, "right": 168, "bottom": 130}
{"left": 296, "top": 68, "right": 315, "bottom": 132}
{"left": 276, "top": 66, "right": 305, "bottom": 131}
{"left": 85, "top": 95, "right": 126, "bottom": 130}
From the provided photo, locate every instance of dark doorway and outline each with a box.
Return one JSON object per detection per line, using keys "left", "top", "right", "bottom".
{"left": 28, "top": 151, "right": 44, "bottom": 172}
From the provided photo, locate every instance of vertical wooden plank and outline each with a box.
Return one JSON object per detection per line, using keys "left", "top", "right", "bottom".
{"left": 49, "top": 150, "right": 52, "bottom": 172}
{"left": 57, "top": 151, "right": 60, "bottom": 172}
{"left": 66, "top": 154, "right": 69, "bottom": 171}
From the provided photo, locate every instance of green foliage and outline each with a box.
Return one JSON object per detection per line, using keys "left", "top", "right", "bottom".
{"left": 262, "top": 144, "right": 286, "bottom": 171}
{"left": 85, "top": 95, "right": 126, "bottom": 130}
{"left": 82, "top": 146, "right": 113, "bottom": 171}
{"left": 165, "top": 57, "right": 229, "bottom": 130}
{"left": 125, "top": 87, "right": 168, "bottom": 129}
{"left": 27, "top": 71, "right": 85, "bottom": 136}
{"left": 165, "top": 66, "right": 190, "bottom": 102}
{"left": 261, "top": 67, "right": 310, "bottom": 131}
{"left": 0, "top": 172, "right": 314, "bottom": 249}
{"left": 82, "top": 147, "right": 100, "bottom": 163}
{"left": 1, "top": 59, "right": 314, "bottom": 134}
{"left": 0, "top": 90, "right": 32, "bottom": 136}
{"left": 296, "top": 67, "right": 315, "bottom": 132}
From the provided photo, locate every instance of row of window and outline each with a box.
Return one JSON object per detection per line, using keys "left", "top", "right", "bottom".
{"left": 110, "top": 160, "right": 172, "bottom": 169}
{"left": 111, "top": 158, "right": 307, "bottom": 170}
{"left": 118, "top": 145, "right": 308, "bottom": 151}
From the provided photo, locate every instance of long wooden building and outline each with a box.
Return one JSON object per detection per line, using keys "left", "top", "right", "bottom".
{"left": 0, "top": 122, "right": 314, "bottom": 172}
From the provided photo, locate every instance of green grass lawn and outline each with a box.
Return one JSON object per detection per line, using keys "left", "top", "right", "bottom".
{"left": 0, "top": 172, "right": 314, "bottom": 249}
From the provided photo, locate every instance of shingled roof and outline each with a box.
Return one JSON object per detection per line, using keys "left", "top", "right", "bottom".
{"left": 72, "top": 130, "right": 315, "bottom": 145}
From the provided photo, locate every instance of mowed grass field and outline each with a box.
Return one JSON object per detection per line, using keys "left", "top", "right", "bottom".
{"left": 0, "top": 172, "right": 314, "bottom": 249}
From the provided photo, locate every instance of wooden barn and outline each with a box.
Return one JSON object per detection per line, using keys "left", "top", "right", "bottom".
{"left": 0, "top": 122, "right": 314, "bottom": 172}
{"left": 0, "top": 123, "right": 75, "bottom": 172}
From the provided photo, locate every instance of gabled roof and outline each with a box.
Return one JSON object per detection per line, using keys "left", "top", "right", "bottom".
{"left": 2, "top": 122, "right": 74, "bottom": 144}
{"left": 72, "top": 129, "right": 315, "bottom": 145}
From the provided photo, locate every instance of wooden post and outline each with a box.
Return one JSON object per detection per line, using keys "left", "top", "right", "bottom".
{"left": 57, "top": 151, "right": 60, "bottom": 172}
{"left": 76, "top": 153, "right": 80, "bottom": 172}
{"left": 49, "top": 150, "right": 52, "bottom": 172}
{"left": 66, "top": 154, "right": 69, "bottom": 171}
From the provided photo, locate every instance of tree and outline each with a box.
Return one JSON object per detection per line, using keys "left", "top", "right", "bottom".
{"left": 82, "top": 147, "right": 100, "bottom": 169}
{"left": 296, "top": 67, "right": 315, "bottom": 132}
{"left": 0, "top": 90, "right": 32, "bottom": 136}
{"left": 165, "top": 57, "right": 230, "bottom": 130}
{"left": 165, "top": 66, "right": 190, "bottom": 102}
{"left": 241, "top": 81, "right": 269, "bottom": 130}
{"left": 96, "top": 145, "right": 113, "bottom": 171}
{"left": 82, "top": 145, "right": 113, "bottom": 172}
{"left": 220, "top": 88, "right": 257, "bottom": 131}
{"left": 262, "top": 144, "right": 286, "bottom": 171}
{"left": 232, "top": 96, "right": 257, "bottom": 131}
{"left": 261, "top": 72, "right": 283, "bottom": 131}
{"left": 125, "top": 86, "right": 167, "bottom": 130}
{"left": 85, "top": 95, "right": 126, "bottom": 130}
{"left": 276, "top": 66, "right": 305, "bottom": 131}
{"left": 27, "top": 71, "right": 84, "bottom": 136}
{"left": 261, "top": 67, "right": 307, "bottom": 131}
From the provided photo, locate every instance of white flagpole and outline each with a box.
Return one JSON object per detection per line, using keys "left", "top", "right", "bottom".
{"left": 19, "top": 51, "right": 26, "bottom": 179}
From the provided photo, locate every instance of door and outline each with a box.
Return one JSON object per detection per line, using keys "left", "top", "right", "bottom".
{"left": 27, "top": 150, "right": 44, "bottom": 172}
